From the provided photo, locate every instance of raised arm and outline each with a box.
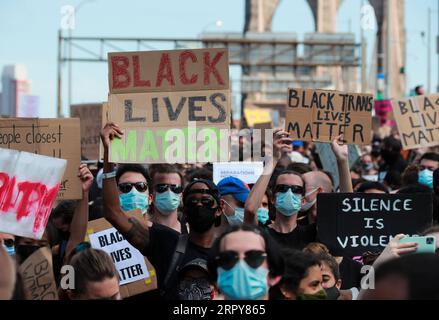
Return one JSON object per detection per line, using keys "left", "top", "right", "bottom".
{"left": 244, "top": 129, "right": 292, "bottom": 225}
{"left": 101, "top": 122, "right": 150, "bottom": 253}
{"left": 331, "top": 135, "right": 353, "bottom": 193}
{"left": 63, "top": 164, "right": 93, "bottom": 264}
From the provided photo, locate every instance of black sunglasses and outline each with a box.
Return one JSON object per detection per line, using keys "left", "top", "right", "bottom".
{"left": 185, "top": 197, "right": 216, "bottom": 208}
{"left": 154, "top": 184, "right": 183, "bottom": 194}
{"left": 118, "top": 182, "right": 148, "bottom": 194}
{"left": 275, "top": 184, "right": 304, "bottom": 195}
{"left": 216, "top": 250, "right": 267, "bottom": 270}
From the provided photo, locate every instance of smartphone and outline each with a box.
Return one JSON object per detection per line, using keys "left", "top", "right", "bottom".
{"left": 398, "top": 236, "right": 437, "bottom": 254}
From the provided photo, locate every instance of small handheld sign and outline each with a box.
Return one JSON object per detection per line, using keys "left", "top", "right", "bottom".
{"left": 317, "top": 193, "right": 433, "bottom": 256}
{"left": 85, "top": 211, "right": 157, "bottom": 298}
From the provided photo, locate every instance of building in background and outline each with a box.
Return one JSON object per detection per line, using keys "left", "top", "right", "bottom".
{"left": 0, "top": 64, "right": 38, "bottom": 117}
{"left": 227, "top": 0, "right": 406, "bottom": 128}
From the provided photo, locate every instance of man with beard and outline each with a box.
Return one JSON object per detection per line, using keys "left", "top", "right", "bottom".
{"left": 378, "top": 136, "right": 408, "bottom": 183}
{"left": 100, "top": 122, "right": 224, "bottom": 300}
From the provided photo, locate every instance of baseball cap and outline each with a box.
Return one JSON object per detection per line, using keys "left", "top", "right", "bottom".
{"left": 217, "top": 176, "right": 250, "bottom": 203}
{"left": 178, "top": 258, "right": 209, "bottom": 276}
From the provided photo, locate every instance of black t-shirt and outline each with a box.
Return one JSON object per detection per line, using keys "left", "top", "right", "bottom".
{"left": 180, "top": 241, "right": 210, "bottom": 266}
{"left": 266, "top": 224, "right": 317, "bottom": 250}
{"left": 339, "top": 256, "right": 363, "bottom": 290}
{"left": 141, "top": 223, "right": 210, "bottom": 297}
{"left": 143, "top": 223, "right": 180, "bottom": 289}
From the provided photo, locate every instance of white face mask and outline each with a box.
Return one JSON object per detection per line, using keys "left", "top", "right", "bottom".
{"left": 362, "top": 175, "right": 378, "bottom": 182}
{"left": 300, "top": 188, "right": 319, "bottom": 212}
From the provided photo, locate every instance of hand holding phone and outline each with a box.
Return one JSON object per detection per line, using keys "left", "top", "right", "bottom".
{"left": 398, "top": 235, "right": 436, "bottom": 255}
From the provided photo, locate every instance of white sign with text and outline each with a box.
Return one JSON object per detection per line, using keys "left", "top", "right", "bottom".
{"left": 88, "top": 227, "right": 149, "bottom": 285}
{"left": 213, "top": 161, "right": 264, "bottom": 184}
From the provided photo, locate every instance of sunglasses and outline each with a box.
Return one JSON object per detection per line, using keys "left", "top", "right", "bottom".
{"left": 118, "top": 182, "right": 148, "bottom": 194}
{"left": 275, "top": 184, "right": 304, "bottom": 195}
{"left": 216, "top": 250, "right": 267, "bottom": 270}
{"left": 185, "top": 197, "right": 216, "bottom": 208}
{"left": 154, "top": 184, "right": 183, "bottom": 194}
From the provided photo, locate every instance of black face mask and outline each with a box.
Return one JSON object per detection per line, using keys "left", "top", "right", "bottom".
{"left": 185, "top": 206, "right": 218, "bottom": 233}
{"left": 16, "top": 245, "right": 41, "bottom": 262}
{"left": 177, "top": 278, "right": 212, "bottom": 300}
{"left": 324, "top": 285, "right": 340, "bottom": 300}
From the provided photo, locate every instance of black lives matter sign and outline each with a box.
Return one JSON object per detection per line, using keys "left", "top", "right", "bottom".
{"left": 392, "top": 94, "right": 439, "bottom": 149}
{"left": 107, "top": 48, "right": 231, "bottom": 164}
{"left": 285, "top": 89, "right": 373, "bottom": 145}
{"left": 317, "top": 193, "right": 433, "bottom": 256}
{"left": 88, "top": 227, "right": 149, "bottom": 285}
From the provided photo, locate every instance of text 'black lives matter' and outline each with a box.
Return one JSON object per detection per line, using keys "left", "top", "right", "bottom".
{"left": 286, "top": 88, "right": 373, "bottom": 145}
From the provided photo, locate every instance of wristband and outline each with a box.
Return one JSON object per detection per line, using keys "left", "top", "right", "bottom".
{"left": 102, "top": 171, "right": 116, "bottom": 180}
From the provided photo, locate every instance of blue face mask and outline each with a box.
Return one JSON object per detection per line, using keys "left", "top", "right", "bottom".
{"left": 275, "top": 189, "right": 302, "bottom": 216}
{"left": 418, "top": 169, "right": 434, "bottom": 188}
{"left": 217, "top": 260, "right": 268, "bottom": 300}
{"left": 2, "top": 244, "right": 15, "bottom": 256}
{"left": 257, "top": 208, "right": 269, "bottom": 224}
{"left": 119, "top": 189, "right": 149, "bottom": 214}
{"left": 154, "top": 191, "right": 180, "bottom": 215}
{"left": 225, "top": 206, "right": 244, "bottom": 226}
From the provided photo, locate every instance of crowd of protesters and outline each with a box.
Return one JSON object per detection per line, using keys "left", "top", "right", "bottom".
{"left": 1, "top": 114, "right": 439, "bottom": 301}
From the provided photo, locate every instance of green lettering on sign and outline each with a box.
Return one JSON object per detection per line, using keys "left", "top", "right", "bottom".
{"left": 111, "top": 130, "right": 137, "bottom": 161}
{"left": 139, "top": 130, "right": 159, "bottom": 161}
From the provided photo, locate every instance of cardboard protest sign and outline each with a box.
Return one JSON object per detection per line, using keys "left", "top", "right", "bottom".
{"left": 107, "top": 48, "right": 231, "bottom": 164}
{"left": 213, "top": 161, "right": 264, "bottom": 184}
{"left": 286, "top": 88, "right": 373, "bottom": 145}
{"left": 70, "top": 103, "right": 103, "bottom": 161}
{"left": 0, "top": 118, "right": 81, "bottom": 199}
{"left": 108, "top": 48, "right": 229, "bottom": 94}
{"left": 85, "top": 212, "right": 157, "bottom": 298}
{"left": 18, "top": 247, "right": 59, "bottom": 300}
{"left": 317, "top": 193, "right": 433, "bottom": 257}
{"left": 0, "top": 148, "right": 66, "bottom": 239}
{"left": 107, "top": 90, "right": 230, "bottom": 128}
{"left": 392, "top": 94, "right": 439, "bottom": 149}
{"left": 108, "top": 123, "right": 230, "bottom": 164}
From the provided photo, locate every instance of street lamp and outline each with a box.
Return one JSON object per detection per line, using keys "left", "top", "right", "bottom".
{"left": 200, "top": 19, "right": 223, "bottom": 34}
